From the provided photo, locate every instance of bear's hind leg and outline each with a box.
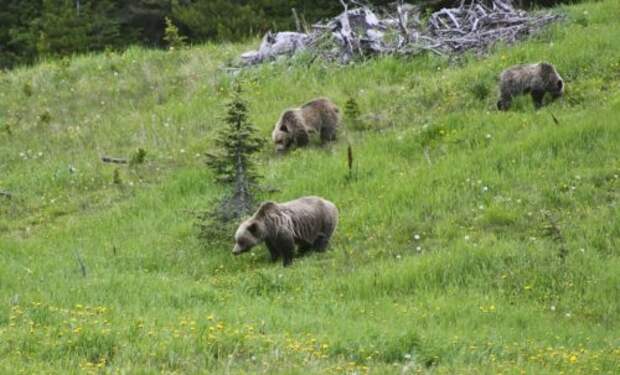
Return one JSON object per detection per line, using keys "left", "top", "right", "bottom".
{"left": 312, "top": 235, "right": 330, "bottom": 252}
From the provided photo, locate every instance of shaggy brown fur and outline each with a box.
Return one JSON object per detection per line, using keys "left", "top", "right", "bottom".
{"left": 272, "top": 98, "right": 340, "bottom": 152}
{"left": 497, "top": 62, "right": 564, "bottom": 111}
{"left": 232, "top": 196, "right": 339, "bottom": 266}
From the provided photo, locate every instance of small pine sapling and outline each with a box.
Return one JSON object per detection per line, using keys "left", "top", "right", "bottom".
{"left": 112, "top": 168, "right": 122, "bottom": 185}
{"left": 344, "top": 97, "right": 369, "bottom": 131}
{"left": 163, "top": 17, "right": 187, "bottom": 50}
{"left": 344, "top": 96, "right": 364, "bottom": 131}
{"left": 129, "top": 148, "right": 147, "bottom": 166}
{"left": 0, "top": 114, "right": 11, "bottom": 136}
{"left": 200, "top": 82, "right": 265, "bottom": 240}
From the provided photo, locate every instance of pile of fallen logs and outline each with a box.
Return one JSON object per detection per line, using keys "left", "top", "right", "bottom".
{"left": 426, "top": 0, "right": 560, "bottom": 53}
{"left": 240, "top": 0, "right": 562, "bottom": 65}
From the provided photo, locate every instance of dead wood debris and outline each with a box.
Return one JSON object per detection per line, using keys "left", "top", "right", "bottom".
{"left": 101, "top": 156, "right": 128, "bottom": 164}
{"left": 240, "top": 0, "right": 562, "bottom": 65}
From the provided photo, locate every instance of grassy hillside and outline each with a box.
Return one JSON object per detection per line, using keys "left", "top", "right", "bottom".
{"left": 1, "top": 0, "right": 619, "bottom": 373}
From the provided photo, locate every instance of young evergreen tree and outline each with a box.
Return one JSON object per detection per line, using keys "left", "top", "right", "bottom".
{"left": 205, "top": 82, "right": 265, "bottom": 223}
{"left": 163, "top": 16, "right": 187, "bottom": 49}
{"left": 344, "top": 96, "right": 362, "bottom": 130}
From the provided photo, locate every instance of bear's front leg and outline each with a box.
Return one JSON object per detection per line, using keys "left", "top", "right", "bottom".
{"left": 294, "top": 129, "right": 310, "bottom": 148}
{"left": 320, "top": 126, "right": 337, "bottom": 143}
{"left": 271, "top": 231, "right": 295, "bottom": 267}
{"left": 497, "top": 95, "right": 511, "bottom": 111}
{"left": 265, "top": 240, "right": 281, "bottom": 262}
{"left": 531, "top": 89, "right": 545, "bottom": 109}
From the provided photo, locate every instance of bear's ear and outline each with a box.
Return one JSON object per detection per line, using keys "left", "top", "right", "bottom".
{"left": 281, "top": 111, "right": 298, "bottom": 129}
{"left": 557, "top": 79, "right": 564, "bottom": 90}
{"left": 247, "top": 222, "right": 259, "bottom": 236}
{"left": 540, "top": 62, "right": 554, "bottom": 76}
{"left": 256, "top": 201, "right": 278, "bottom": 217}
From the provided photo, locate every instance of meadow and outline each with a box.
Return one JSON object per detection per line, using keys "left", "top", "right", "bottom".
{"left": 0, "top": 0, "right": 619, "bottom": 373}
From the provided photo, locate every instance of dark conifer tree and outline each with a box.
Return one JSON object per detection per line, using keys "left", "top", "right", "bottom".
{"left": 206, "top": 82, "right": 265, "bottom": 222}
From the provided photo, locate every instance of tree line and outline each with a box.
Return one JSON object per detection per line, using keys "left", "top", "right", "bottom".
{"left": 0, "top": 0, "right": 575, "bottom": 69}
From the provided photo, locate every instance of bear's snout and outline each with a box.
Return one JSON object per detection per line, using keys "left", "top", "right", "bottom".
{"left": 232, "top": 244, "right": 244, "bottom": 255}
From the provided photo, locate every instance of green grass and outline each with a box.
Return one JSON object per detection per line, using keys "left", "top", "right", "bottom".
{"left": 1, "top": 1, "right": 619, "bottom": 373}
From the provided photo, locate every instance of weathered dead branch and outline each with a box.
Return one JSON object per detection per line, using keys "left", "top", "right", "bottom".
{"left": 240, "top": 31, "right": 308, "bottom": 65}
{"left": 240, "top": 0, "right": 562, "bottom": 65}
{"left": 101, "top": 156, "right": 128, "bottom": 164}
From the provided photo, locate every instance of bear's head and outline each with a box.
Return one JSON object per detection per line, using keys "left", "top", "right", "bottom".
{"left": 232, "top": 202, "right": 277, "bottom": 255}
{"left": 541, "top": 62, "right": 564, "bottom": 98}
{"left": 272, "top": 110, "right": 307, "bottom": 152}
{"left": 551, "top": 77, "right": 564, "bottom": 98}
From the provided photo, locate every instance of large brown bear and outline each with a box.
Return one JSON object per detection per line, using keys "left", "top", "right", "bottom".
{"left": 497, "top": 62, "right": 564, "bottom": 111}
{"left": 271, "top": 98, "right": 340, "bottom": 152}
{"left": 232, "top": 196, "right": 339, "bottom": 266}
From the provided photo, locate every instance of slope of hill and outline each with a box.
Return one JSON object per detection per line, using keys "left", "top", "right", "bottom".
{"left": 1, "top": 0, "right": 619, "bottom": 373}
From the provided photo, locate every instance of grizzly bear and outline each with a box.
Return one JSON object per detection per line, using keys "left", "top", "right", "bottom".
{"left": 272, "top": 98, "right": 340, "bottom": 152}
{"left": 497, "top": 62, "right": 564, "bottom": 111}
{"left": 232, "top": 196, "right": 339, "bottom": 266}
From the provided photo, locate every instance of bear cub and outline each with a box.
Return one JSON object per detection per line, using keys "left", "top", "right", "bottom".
{"left": 497, "top": 62, "right": 564, "bottom": 111}
{"left": 233, "top": 196, "right": 339, "bottom": 266}
{"left": 272, "top": 98, "right": 340, "bottom": 152}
